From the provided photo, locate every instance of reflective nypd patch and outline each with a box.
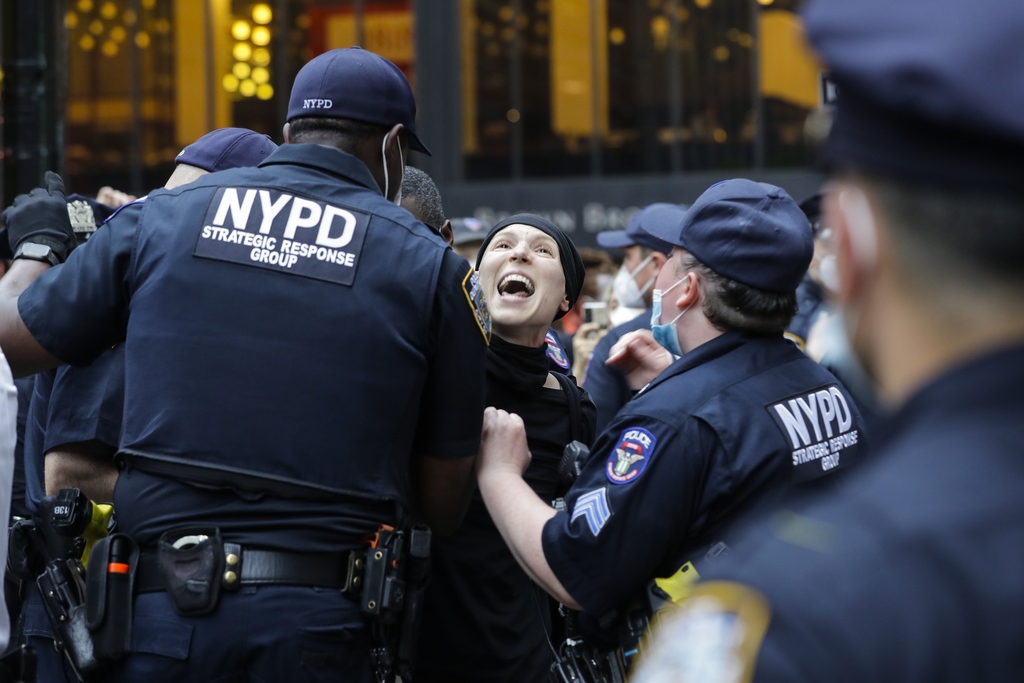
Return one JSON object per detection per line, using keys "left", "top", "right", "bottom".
{"left": 606, "top": 426, "right": 656, "bottom": 485}
{"left": 193, "top": 187, "right": 370, "bottom": 286}
{"left": 631, "top": 581, "right": 771, "bottom": 683}
{"left": 462, "top": 268, "right": 491, "bottom": 344}
{"left": 545, "top": 329, "right": 570, "bottom": 369}
{"left": 766, "top": 383, "right": 860, "bottom": 483}
{"left": 570, "top": 487, "right": 611, "bottom": 537}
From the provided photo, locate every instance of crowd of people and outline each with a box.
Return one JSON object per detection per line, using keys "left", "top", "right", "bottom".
{"left": 0, "top": 0, "right": 1020, "bottom": 680}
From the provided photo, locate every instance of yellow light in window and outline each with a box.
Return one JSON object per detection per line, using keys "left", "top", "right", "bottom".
{"left": 232, "top": 62, "right": 252, "bottom": 79}
{"left": 66, "top": 12, "right": 79, "bottom": 29}
{"left": 232, "top": 20, "right": 251, "bottom": 41}
{"left": 609, "top": 27, "right": 626, "bottom": 45}
{"left": 757, "top": 0, "right": 774, "bottom": 5}
{"left": 79, "top": 34, "right": 96, "bottom": 51}
{"left": 506, "top": 109, "right": 521, "bottom": 123}
{"left": 252, "top": 4, "right": 273, "bottom": 25}
{"left": 223, "top": 74, "right": 240, "bottom": 93}
{"left": 142, "top": 0, "right": 156, "bottom": 9}
{"left": 737, "top": 33, "right": 753, "bottom": 48}
{"left": 498, "top": 6, "right": 513, "bottom": 22}
{"left": 234, "top": 42, "right": 253, "bottom": 61}
{"left": 257, "top": 83, "right": 274, "bottom": 100}
{"left": 123, "top": 9, "right": 137, "bottom": 26}
{"left": 713, "top": 128, "right": 728, "bottom": 143}
{"left": 89, "top": 19, "right": 104, "bottom": 35}
{"left": 102, "top": 40, "right": 119, "bottom": 57}
{"left": 252, "top": 48, "right": 271, "bottom": 66}
{"left": 251, "top": 26, "right": 271, "bottom": 46}
{"left": 100, "top": 1, "right": 117, "bottom": 19}
{"left": 251, "top": 67, "right": 270, "bottom": 84}
{"left": 240, "top": 79, "right": 258, "bottom": 97}
{"left": 713, "top": 45, "right": 730, "bottom": 61}
{"left": 135, "top": 31, "right": 151, "bottom": 48}
{"left": 77, "top": 0, "right": 93, "bottom": 13}
{"left": 110, "top": 26, "right": 127, "bottom": 42}
{"left": 694, "top": 0, "right": 712, "bottom": 8}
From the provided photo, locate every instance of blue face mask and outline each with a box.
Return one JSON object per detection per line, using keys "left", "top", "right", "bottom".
{"left": 650, "top": 274, "right": 692, "bottom": 357}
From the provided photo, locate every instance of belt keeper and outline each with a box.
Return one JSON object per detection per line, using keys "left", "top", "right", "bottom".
{"left": 341, "top": 550, "right": 364, "bottom": 596}
{"left": 223, "top": 543, "right": 242, "bottom": 592}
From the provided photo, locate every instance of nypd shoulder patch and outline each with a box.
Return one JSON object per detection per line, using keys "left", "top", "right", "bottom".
{"left": 545, "top": 329, "right": 570, "bottom": 369}
{"left": 606, "top": 426, "right": 657, "bottom": 485}
{"left": 462, "top": 268, "right": 491, "bottom": 344}
{"left": 570, "top": 487, "right": 611, "bottom": 537}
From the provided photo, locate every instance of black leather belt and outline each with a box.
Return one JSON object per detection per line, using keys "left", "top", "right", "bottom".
{"left": 135, "top": 546, "right": 354, "bottom": 594}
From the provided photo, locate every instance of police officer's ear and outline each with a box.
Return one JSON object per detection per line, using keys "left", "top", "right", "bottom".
{"left": 439, "top": 219, "right": 454, "bottom": 246}
{"left": 282, "top": 122, "right": 292, "bottom": 144}
{"left": 650, "top": 250, "right": 669, "bottom": 272}
{"left": 672, "top": 271, "right": 699, "bottom": 310}
{"left": 823, "top": 181, "right": 881, "bottom": 307}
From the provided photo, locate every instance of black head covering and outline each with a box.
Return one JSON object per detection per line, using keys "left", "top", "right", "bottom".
{"left": 475, "top": 213, "right": 585, "bottom": 321}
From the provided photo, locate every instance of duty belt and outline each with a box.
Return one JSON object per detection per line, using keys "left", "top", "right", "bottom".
{"left": 134, "top": 545, "right": 358, "bottom": 594}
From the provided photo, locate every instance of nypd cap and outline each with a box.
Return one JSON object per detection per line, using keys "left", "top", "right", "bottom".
{"left": 286, "top": 47, "right": 431, "bottom": 156}
{"left": 803, "top": 0, "right": 1024, "bottom": 190}
{"left": 596, "top": 205, "right": 676, "bottom": 254}
{"left": 640, "top": 179, "right": 813, "bottom": 293}
{"left": 175, "top": 128, "right": 278, "bottom": 173}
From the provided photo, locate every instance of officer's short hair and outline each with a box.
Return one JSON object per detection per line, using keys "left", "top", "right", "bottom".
{"left": 861, "top": 174, "right": 1024, "bottom": 297}
{"left": 288, "top": 116, "right": 392, "bottom": 150}
{"left": 401, "top": 167, "right": 446, "bottom": 229}
{"left": 678, "top": 250, "right": 798, "bottom": 335}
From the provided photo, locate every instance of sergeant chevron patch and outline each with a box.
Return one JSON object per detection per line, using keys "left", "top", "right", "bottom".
{"left": 570, "top": 487, "right": 611, "bottom": 537}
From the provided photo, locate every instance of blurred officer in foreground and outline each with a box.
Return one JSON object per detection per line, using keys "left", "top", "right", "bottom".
{"left": 583, "top": 208, "right": 674, "bottom": 433}
{"left": 633, "top": 0, "right": 1024, "bottom": 681}
{"left": 476, "top": 180, "right": 864, "bottom": 673}
{"left": 0, "top": 46, "right": 487, "bottom": 682}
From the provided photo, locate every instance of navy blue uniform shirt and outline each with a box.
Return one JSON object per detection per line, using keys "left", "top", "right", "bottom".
{"left": 17, "top": 144, "right": 489, "bottom": 550}
{"left": 581, "top": 308, "right": 651, "bottom": 434}
{"left": 640, "top": 344, "right": 1024, "bottom": 682}
{"left": 544, "top": 331, "right": 864, "bottom": 617}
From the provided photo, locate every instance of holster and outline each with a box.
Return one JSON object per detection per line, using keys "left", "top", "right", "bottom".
{"left": 156, "top": 527, "right": 224, "bottom": 616}
{"left": 37, "top": 557, "right": 102, "bottom": 679}
{"left": 85, "top": 533, "right": 139, "bottom": 659}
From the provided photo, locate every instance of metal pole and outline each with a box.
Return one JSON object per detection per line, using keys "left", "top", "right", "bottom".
{"left": 666, "top": 0, "right": 683, "bottom": 173}
{"left": 355, "top": 0, "right": 366, "bottom": 46}
{"left": 129, "top": 0, "right": 144, "bottom": 194}
{"left": 588, "top": 0, "right": 601, "bottom": 176}
{"left": 749, "top": 0, "right": 765, "bottom": 169}
{"left": 509, "top": 0, "right": 523, "bottom": 179}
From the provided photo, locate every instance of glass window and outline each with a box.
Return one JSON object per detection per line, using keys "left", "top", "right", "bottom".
{"left": 462, "top": 0, "right": 819, "bottom": 181}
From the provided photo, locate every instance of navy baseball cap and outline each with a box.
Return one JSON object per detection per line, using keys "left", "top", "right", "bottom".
{"left": 286, "top": 47, "right": 430, "bottom": 156}
{"left": 451, "top": 217, "right": 486, "bottom": 247}
{"left": 175, "top": 128, "right": 278, "bottom": 172}
{"left": 803, "top": 0, "right": 1024, "bottom": 191}
{"left": 641, "top": 179, "right": 813, "bottom": 293}
{"left": 596, "top": 206, "right": 675, "bottom": 254}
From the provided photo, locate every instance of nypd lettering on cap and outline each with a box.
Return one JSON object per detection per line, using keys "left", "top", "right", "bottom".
{"left": 193, "top": 187, "right": 369, "bottom": 286}
{"left": 767, "top": 383, "right": 860, "bottom": 482}
{"left": 303, "top": 98, "right": 333, "bottom": 110}
{"left": 606, "top": 426, "right": 657, "bottom": 485}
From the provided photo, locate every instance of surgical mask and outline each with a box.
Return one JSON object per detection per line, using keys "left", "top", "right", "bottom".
{"left": 650, "top": 274, "right": 692, "bottom": 357}
{"left": 381, "top": 133, "right": 405, "bottom": 205}
{"left": 612, "top": 254, "right": 654, "bottom": 309}
{"left": 819, "top": 254, "right": 839, "bottom": 293}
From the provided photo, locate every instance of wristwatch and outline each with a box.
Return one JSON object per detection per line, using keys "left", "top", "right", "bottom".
{"left": 13, "top": 242, "right": 61, "bottom": 267}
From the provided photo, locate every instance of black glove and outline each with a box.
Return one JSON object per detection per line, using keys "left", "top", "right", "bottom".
{"left": 1, "top": 171, "right": 76, "bottom": 263}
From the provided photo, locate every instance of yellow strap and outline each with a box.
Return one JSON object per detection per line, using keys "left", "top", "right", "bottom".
{"left": 80, "top": 503, "right": 114, "bottom": 568}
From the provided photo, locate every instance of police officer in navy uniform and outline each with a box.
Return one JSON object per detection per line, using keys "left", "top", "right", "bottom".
{"left": 0, "top": 47, "right": 487, "bottom": 682}
{"left": 12, "top": 128, "right": 277, "bottom": 683}
{"left": 631, "top": 0, "right": 1024, "bottom": 680}
{"left": 583, "top": 208, "right": 673, "bottom": 433}
{"left": 475, "top": 180, "right": 864, "bottom": 650}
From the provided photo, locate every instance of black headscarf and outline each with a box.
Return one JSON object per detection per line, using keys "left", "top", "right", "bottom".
{"left": 475, "top": 213, "right": 585, "bottom": 320}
